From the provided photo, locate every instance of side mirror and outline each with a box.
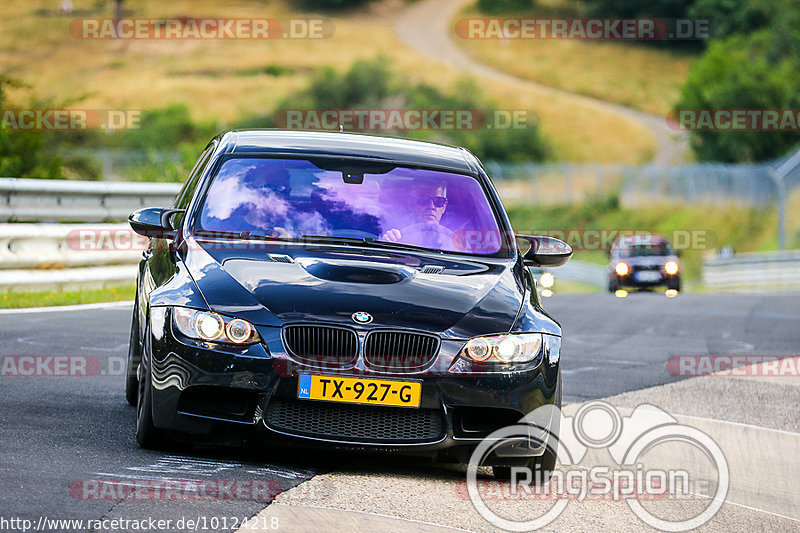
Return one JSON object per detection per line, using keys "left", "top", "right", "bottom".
{"left": 517, "top": 235, "right": 572, "bottom": 267}
{"left": 128, "top": 207, "right": 184, "bottom": 239}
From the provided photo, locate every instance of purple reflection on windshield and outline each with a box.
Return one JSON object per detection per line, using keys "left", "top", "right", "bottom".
{"left": 196, "top": 158, "right": 503, "bottom": 255}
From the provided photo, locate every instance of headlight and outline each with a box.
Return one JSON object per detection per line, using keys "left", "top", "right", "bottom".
{"left": 172, "top": 307, "right": 260, "bottom": 344}
{"left": 664, "top": 261, "right": 679, "bottom": 275}
{"left": 615, "top": 262, "right": 629, "bottom": 276}
{"left": 460, "top": 333, "right": 543, "bottom": 364}
{"left": 539, "top": 272, "right": 554, "bottom": 288}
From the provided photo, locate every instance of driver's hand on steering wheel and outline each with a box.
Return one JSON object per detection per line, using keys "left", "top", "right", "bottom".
{"left": 380, "top": 228, "right": 402, "bottom": 242}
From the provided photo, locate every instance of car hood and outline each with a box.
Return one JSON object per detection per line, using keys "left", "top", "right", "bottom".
{"left": 181, "top": 238, "right": 525, "bottom": 338}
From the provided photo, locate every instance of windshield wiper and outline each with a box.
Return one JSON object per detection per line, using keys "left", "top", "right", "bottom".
{"left": 300, "top": 235, "right": 441, "bottom": 254}
{"left": 192, "top": 230, "right": 291, "bottom": 241}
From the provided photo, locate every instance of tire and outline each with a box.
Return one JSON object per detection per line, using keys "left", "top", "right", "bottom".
{"left": 493, "top": 370, "right": 561, "bottom": 483}
{"left": 125, "top": 296, "right": 140, "bottom": 406}
{"left": 135, "top": 328, "right": 169, "bottom": 450}
{"left": 608, "top": 277, "right": 618, "bottom": 293}
{"left": 667, "top": 277, "right": 681, "bottom": 292}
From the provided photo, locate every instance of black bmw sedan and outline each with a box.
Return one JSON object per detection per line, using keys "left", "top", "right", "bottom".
{"left": 126, "top": 130, "right": 571, "bottom": 477}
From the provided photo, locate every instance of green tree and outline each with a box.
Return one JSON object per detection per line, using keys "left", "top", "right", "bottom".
{"left": 252, "top": 58, "right": 550, "bottom": 162}
{"left": 476, "top": 0, "right": 534, "bottom": 15}
{"left": 0, "top": 78, "right": 62, "bottom": 178}
{"left": 676, "top": 31, "right": 800, "bottom": 162}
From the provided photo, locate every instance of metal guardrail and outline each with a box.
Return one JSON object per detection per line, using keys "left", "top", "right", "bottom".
{"left": 0, "top": 178, "right": 181, "bottom": 222}
{"left": 0, "top": 223, "right": 141, "bottom": 290}
{"left": 0, "top": 221, "right": 610, "bottom": 290}
{"left": 703, "top": 251, "right": 800, "bottom": 289}
{"left": 0, "top": 178, "right": 797, "bottom": 292}
{"left": 0, "top": 224, "right": 139, "bottom": 270}
{"left": 553, "top": 260, "right": 606, "bottom": 287}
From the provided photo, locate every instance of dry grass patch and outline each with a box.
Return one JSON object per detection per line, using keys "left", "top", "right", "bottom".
{"left": 453, "top": 0, "right": 695, "bottom": 116}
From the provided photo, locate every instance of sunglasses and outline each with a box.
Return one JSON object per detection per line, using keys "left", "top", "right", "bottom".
{"left": 265, "top": 184, "right": 291, "bottom": 194}
{"left": 415, "top": 195, "right": 448, "bottom": 208}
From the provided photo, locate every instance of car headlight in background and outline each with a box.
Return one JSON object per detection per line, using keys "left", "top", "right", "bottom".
{"left": 462, "top": 333, "right": 543, "bottom": 364}
{"left": 664, "top": 261, "right": 679, "bottom": 275}
{"left": 172, "top": 307, "right": 260, "bottom": 344}
{"left": 615, "top": 262, "right": 629, "bottom": 276}
{"left": 539, "top": 272, "right": 555, "bottom": 288}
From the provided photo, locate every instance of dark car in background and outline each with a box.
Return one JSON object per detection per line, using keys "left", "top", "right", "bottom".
{"left": 608, "top": 234, "right": 681, "bottom": 293}
{"left": 125, "top": 130, "right": 572, "bottom": 478}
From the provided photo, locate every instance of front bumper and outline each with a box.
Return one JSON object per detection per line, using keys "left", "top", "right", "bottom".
{"left": 145, "top": 307, "right": 561, "bottom": 459}
{"left": 615, "top": 270, "right": 678, "bottom": 288}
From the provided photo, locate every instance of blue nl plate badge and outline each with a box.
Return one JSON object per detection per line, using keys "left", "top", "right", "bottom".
{"left": 298, "top": 374, "right": 311, "bottom": 399}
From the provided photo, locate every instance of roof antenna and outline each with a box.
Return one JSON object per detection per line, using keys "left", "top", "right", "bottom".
{"left": 338, "top": 123, "right": 344, "bottom": 132}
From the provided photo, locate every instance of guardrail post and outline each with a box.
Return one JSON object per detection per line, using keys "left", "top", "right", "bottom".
{"left": 768, "top": 168, "right": 787, "bottom": 250}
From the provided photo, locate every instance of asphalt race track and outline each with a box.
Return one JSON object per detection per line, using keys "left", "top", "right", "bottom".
{"left": 1, "top": 292, "right": 798, "bottom": 532}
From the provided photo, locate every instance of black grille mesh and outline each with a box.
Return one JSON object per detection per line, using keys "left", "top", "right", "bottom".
{"left": 284, "top": 325, "right": 358, "bottom": 364}
{"left": 265, "top": 398, "right": 445, "bottom": 443}
{"left": 364, "top": 331, "right": 439, "bottom": 370}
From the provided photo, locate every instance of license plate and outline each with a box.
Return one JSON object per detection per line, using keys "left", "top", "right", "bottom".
{"left": 635, "top": 271, "right": 661, "bottom": 282}
{"left": 297, "top": 374, "right": 421, "bottom": 408}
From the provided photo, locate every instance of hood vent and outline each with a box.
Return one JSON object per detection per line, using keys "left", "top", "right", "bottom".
{"left": 268, "top": 254, "right": 294, "bottom": 263}
{"left": 420, "top": 265, "right": 444, "bottom": 274}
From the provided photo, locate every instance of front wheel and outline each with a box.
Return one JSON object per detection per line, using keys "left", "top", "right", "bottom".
{"left": 493, "top": 371, "right": 561, "bottom": 483}
{"left": 125, "top": 298, "right": 140, "bottom": 406}
{"left": 135, "top": 328, "right": 169, "bottom": 450}
{"left": 608, "top": 277, "right": 619, "bottom": 293}
{"left": 667, "top": 277, "right": 681, "bottom": 291}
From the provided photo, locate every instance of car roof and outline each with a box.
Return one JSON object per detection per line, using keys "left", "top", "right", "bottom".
{"left": 215, "top": 130, "right": 480, "bottom": 174}
{"left": 613, "top": 234, "right": 668, "bottom": 248}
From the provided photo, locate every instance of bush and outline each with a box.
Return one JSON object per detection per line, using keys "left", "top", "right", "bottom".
{"left": 294, "top": 0, "right": 373, "bottom": 10}
{"left": 114, "top": 104, "right": 203, "bottom": 150}
{"left": 249, "top": 58, "right": 550, "bottom": 162}
{"left": 676, "top": 28, "right": 800, "bottom": 162}
{"left": 476, "top": 0, "right": 534, "bottom": 15}
{"left": 0, "top": 77, "right": 63, "bottom": 178}
{"left": 688, "top": 0, "right": 785, "bottom": 40}
{"left": 581, "top": 0, "right": 695, "bottom": 19}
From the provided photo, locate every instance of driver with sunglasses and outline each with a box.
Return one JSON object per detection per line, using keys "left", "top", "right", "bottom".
{"left": 380, "top": 182, "right": 455, "bottom": 249}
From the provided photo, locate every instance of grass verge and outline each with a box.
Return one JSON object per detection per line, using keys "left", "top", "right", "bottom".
{"left": 0, "top": 284, "right": 135, "bottom": 309}
{"left": 506, "top": 194, "right": 791, "bottom": 281}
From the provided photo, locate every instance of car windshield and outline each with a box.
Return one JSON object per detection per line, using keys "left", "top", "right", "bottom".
{"left": 619, "top": 243, "right": 672, "bottom": 258}
{"left": 194, "top": 157, "right": 505, "bottom": 255}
